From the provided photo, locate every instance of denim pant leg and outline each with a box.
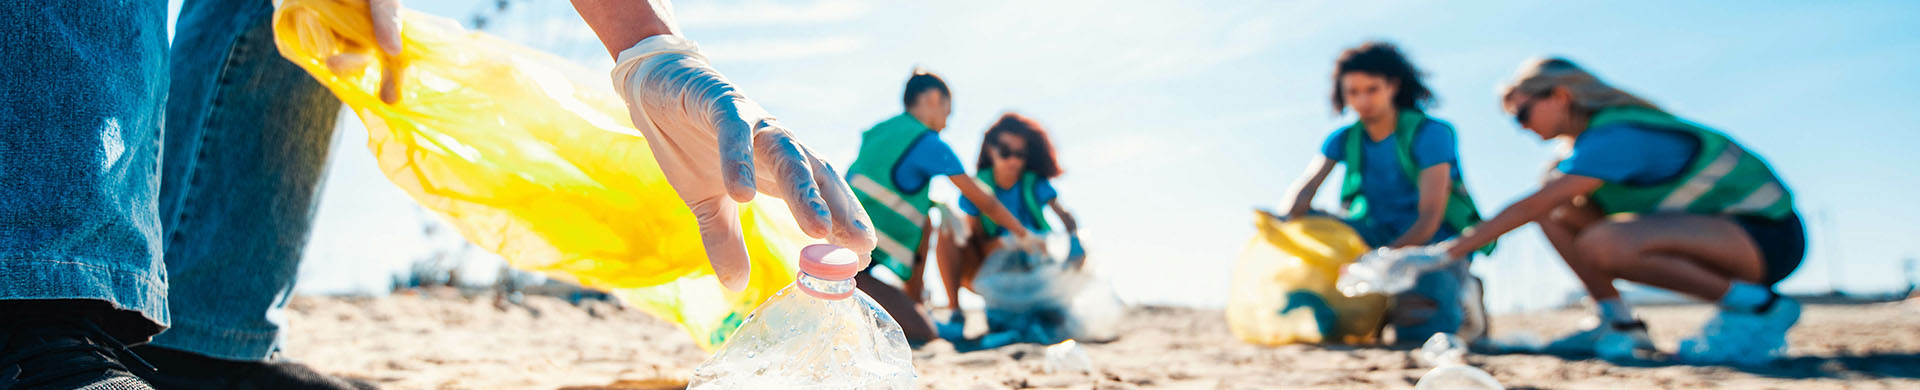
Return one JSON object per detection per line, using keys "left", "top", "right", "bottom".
{"left": 149, "top": 0, "right": 343, "bottom": 361}
{"left": 1391, "top": 261, "right": 1470, "bottom": 344}
{"left": 0, "top": 1, "right": 171, "bottom": 343}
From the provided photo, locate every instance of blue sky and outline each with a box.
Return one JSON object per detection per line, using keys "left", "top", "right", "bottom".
{"left": 168, "top": 0, "right": 1920, "bottom": 313}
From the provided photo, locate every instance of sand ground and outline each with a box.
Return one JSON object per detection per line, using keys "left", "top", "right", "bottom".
{"left": 282, "top": 290, "right": 1920, "bottom": 389}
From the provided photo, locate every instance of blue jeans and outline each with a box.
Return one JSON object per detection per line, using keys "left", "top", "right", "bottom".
{"left": 1391, "top": 261, "right": 1476, "bottom": 343}
{"left": 151, "top": 0, "right": 343, "bottom": 360}
{"left": 1, "top": 0, "right": 340, "bottom": 359}
{"left": 0, "top": 1, "right": 172, "bottom": 342}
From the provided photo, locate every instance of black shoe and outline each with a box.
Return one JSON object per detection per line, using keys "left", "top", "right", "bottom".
{"left": 1, "top": 314, "right": 155, "bottom": 390}
{"left": 126, "top": 346, "right": 376, "bottom": 390}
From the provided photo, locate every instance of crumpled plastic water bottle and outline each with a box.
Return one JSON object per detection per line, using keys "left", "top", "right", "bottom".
{"left": 1338, "top": 246, "right": 1453, "bottom": 297}
{"left": 1043, "top": 339, "right": 1094, "bottom": 374}
{"left": 688, "top": 244, "right": 916, "bottom": 389}
{"left": 1413, "top": 333, "right": 1504, "bottom": 390}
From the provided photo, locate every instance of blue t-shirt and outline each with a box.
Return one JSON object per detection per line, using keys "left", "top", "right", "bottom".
{"left": 1319, "top": 119, "right": 1463, "bottom": 244}
{"left": 1555, "top": 123, "right": 1699, "bottom": 186}
{"left": 888, "top": 134, "right": 968, "bottom": 194}
{"left": 959, "top": 176, "right": 1058, "bottom": 235}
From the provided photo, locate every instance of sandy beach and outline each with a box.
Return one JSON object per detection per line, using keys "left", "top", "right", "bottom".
{"left": 280, "top": 289, "right": 1920, "bottom": 389}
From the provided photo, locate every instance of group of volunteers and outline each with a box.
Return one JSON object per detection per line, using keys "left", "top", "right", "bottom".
{"left": 843, "top": 39, "right": 1805, "bottom": 369}
{"left": 839, "top": 70, "right": 1083, "bottom": 347}
{"left": 1276, "top": 41, "right": 1804, "bottom": 365}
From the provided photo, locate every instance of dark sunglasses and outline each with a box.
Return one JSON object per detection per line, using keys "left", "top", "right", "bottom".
{"left": 1513, "top": 90, "right": 1553, "bottom": 126}
{"left": 991, "top": 143, "right": 1028, "bottom": 159}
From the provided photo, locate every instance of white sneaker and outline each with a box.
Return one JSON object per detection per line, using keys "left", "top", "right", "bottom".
{"left": 1543, "top": 317, "right": 1654, "bottom": 360}
{"left": 1678, "top": 296, "right": 1801, "bottom": 366}
{"left": 1456, "top": 275, "right": 1490, "bottom": 345}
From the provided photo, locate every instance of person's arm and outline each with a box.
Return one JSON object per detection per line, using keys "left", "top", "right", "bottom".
{"left": 569, "top": 0, "right": 678, "bottom": 56}
{"left": 1441, "top": 174, "right": 1605, "bottom": 259}
{"left": 1388, "top": 163, "right": 1452, "bottom": 248}
{"left": 1284, "top": 157, "right": 1338, "bottom": 219}
{"left": 1049, "top": 199, "right": 1078, "bottom": 234}
{"left": 950, "top": 175, "right": 1033, "bottom": 239}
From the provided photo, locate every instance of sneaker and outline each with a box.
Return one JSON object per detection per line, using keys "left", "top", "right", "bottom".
{"left": 1, "top": 314, "right": 155, "bottom": 390}
{"left": 1543, "top": 317, "right": 1654, "bottom": 360}
{"left": 935, "top": 311, "right": 967, "bottom": 342}
{"left": 1457, "top": 275, "right": 1490, "bottom": 345}
{"left": 126, "top": 345, "right": 378, "bottom": 390}
{"left": 1678, "top": 295, "right": 1801, "bottom": 366}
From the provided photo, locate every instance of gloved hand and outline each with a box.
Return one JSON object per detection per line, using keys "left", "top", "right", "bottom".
{"left": 611, "top": 35, "right": 878, "bottom": 291}
{"left": 1338, "top": 245, "right": 1457, "bottom": 297}
{"left": 312, "top": 0, "right": 404, "bottom": 104}
{"left": 1010, "top": 231, "right": 1047, "bottom": 256}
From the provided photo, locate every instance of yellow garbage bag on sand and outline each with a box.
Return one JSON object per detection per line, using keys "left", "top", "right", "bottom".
{"left": 271, "top": 0, "right": 813, "bottom": 350}
{"left": 1225, "top": 211, "right": 1388, "bottom": 345}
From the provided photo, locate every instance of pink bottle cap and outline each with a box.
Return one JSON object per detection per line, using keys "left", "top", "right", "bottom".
{"left": 796, "top": 244, "right": 860, "bottom": 300}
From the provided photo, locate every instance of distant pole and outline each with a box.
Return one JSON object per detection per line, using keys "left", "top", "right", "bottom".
{"left": 1906, "top": 256, "right": 1916, "bottom": 296}
{"left": 1822, "top": 209, "right": 1840, "bottom": 294}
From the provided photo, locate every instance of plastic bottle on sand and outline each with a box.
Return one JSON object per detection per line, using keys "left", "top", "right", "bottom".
{"left": 1413, "top": 333, "right": 1504, "bottom": 390}
{"left": 688, "top": 244, "right": 915, "bottom": 389}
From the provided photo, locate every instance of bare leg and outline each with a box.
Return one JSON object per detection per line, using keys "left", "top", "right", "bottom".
{"left": 955, "top": 221, "right": 998, "bottom": 295}
{"left": 903, "top": 223, "right": 931, "bottom": 304}
{"left": 1540, "top": 197, "right": 1621, "bottom": 300}
{"left": 938, "top": 219, "right": 997, "bottom": 310}
{"left": 1575, "top": 214, "right": 1766, "bottom": 301}
{"left": 935, "top": 227, "right": 967, "bottom": 311}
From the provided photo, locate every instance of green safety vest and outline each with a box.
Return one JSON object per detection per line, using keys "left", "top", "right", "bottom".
{"left": 1582, "top": 107, "right": 1794, "bottom": 219}
{"left": 846, "top": 114, "right": 938, "bottom": 280}
{"left": 1338, "top": 110, "right": 1494, "bottom": 254}
{"left": 975, "top": 168, "right": 1051, "bottom": 238}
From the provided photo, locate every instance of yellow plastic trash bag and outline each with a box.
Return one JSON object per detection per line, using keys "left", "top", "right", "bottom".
{"left": 1225, "top": 211, "right": 1388, "bottom": 345}
{"left": 271, "top": 0, "right": 814, "bottom": 350}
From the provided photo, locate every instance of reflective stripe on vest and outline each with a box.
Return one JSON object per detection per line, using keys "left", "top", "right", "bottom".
{"left": 850, "top": 173, "right": 928, "bottom": 228}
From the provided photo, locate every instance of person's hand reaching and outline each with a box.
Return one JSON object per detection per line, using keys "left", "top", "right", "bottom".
{"left": 611, "top": 35, "right": 878, "bottom": 291}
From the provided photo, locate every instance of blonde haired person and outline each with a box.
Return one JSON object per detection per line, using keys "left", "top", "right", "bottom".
{"left": 1409, "top": 57, "right": 1805, "bottom": 365}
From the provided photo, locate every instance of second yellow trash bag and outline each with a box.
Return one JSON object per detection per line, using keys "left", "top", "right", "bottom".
{"left": 1225, "top": 211, "right": 1389, "bottom": 345}
{"left": 270, "top": 0, "right": 815, "bottom": 350}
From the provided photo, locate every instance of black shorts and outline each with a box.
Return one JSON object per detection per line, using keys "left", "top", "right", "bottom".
{"left": 1736, "top": 211, "right": 1806, "bottom": 286}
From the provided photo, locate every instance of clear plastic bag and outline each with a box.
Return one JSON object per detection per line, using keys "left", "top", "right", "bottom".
{"left": 970, "top": 233, "right": 1122, "bottom": 343}
{"left": 271, "top": 0, "right": 814, "bottom": 350}
{"left": 1337, "top": 246, "right": 1453, "bottom": 297}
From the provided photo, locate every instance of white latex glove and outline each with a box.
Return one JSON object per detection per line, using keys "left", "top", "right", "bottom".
{"left": 612, "top": 35, "right": 877, "bottom": 291}
{"left": 307, "top": 0, "right": 404, "bottom": 104}
{"left": 1338, "top": 245, "right": 1457, "bottom": 297}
